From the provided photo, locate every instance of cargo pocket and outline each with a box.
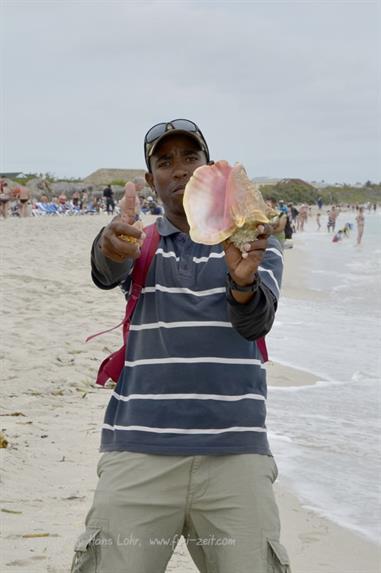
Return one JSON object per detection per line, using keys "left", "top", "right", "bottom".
{"left": 71, "top": 528, "right": 101, "bottom": 573}
{"left": 267, "top": 539, "right": 291, "bottom": 572}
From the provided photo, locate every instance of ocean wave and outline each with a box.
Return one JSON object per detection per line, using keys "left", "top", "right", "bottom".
{"left": 267, "top": 431, "right": 294, "bottom": 443}
{"left": 352, "top": 370, "right": 381, "bottom": 383}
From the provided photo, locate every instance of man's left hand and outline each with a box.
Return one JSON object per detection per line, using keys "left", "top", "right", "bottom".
{"left": 223, "top": 224, "right": 271, "bottom": 286}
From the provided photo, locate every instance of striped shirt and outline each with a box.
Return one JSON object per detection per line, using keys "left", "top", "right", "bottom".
{"left": 91, "top": 217, "right": 283, "bottom": 455}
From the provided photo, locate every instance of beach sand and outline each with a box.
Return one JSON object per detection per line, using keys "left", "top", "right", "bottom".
{"left": 1, "top": 214, "right": 380, "bottom": 572}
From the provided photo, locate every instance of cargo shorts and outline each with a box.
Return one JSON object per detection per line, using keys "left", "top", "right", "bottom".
{"left": 70, "top": 452, "right": 291, "bottom": 573}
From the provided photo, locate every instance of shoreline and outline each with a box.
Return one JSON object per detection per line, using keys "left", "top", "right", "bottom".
{"left": 1, "top": 214, "right": 380, "bottom": 572}
{"left": 275, "top": 483, "right": 380, "bottom": 572}
{"left": 266, "top": 360, "right": 322, "bottom": 387}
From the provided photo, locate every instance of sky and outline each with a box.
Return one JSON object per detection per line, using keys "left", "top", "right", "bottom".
{"left": 1, "top": 0, "right": 380, "bottom": 183}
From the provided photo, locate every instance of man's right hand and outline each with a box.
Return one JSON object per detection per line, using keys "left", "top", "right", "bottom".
{"left": 99, "top": 183, "right": 145, "bottom": 263}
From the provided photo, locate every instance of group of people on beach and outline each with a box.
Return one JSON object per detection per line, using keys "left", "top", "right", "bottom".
{"left": 2, "top": 173, "right": 369, "bottom": 249}
{"left": 1, "top": 173, "right": 374, "bottom": 250}
{"left": 324, "top": 204, "right": 366, "bottom": 245}
{"left": 259, "top": 197, "right": 369, "bottom": 249}
{"left": 0, "top": 175, "right": 165, "bottom": 219}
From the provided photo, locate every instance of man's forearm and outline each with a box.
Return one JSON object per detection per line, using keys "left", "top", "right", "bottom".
{"left": 229, "top": 290, "right": 255, "bottom": 304}
{"left": 91, "top": 228, "right": 133, "bottom": 289}
{"left": 226, "top": 283, "right": 277, "bottom": 341}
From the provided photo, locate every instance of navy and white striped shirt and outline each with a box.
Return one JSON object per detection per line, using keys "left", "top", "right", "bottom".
{"left": 91, "top": 217, "right": 283, "bottom": 455}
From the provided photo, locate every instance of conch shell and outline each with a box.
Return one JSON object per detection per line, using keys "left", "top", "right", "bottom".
{"left": 183, "top": 161, "right": 278, "bottom": 250}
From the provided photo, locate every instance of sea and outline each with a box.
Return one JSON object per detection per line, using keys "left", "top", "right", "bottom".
{"left": 266, "top": 209, "right": 381, "bottom": 544}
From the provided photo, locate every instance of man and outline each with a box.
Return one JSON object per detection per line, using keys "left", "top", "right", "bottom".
{"left": 288, "top": 203, "right": 299, "bottom": 233}
{"left": 103, "top": 183, "right": 115, "bottom": 214}
{"left": 147, "top": 195, "right": 162, "bottom": 215}
{"left": 266, "top": 197, "right": 288, "bottom": 246}
{"left": 18, "top": 185, "right": 31, "bottom": 217}
{"left": 133, "top": 175, "right": 152, "bottom": 200}
{"left": 355, "top": 206, "right": 365, "bottom": 245}
{"left": 327, "top": 205, "right": 338, "bottom": 232}
{"left": 71, "top": 119, "right": 290, "bottom": 572}
{"left": 0, "top": 180, "right": 11, "bottom": 219}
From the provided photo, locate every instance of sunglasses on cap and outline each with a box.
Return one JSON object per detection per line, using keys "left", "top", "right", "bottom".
{"left": 144, "top": 119, "right": 210, "bottom": 170}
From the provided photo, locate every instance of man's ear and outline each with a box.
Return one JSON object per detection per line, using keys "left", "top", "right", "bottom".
{"left": 145, "top": 172, "right": 154, "bottom": 190}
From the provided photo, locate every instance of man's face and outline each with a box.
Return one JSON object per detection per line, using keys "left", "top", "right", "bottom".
{"left": 145, "top": 133, "right": 207, "bottom": 220}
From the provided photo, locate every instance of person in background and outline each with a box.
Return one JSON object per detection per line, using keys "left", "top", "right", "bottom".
{"left": 58, "top": 192, "right": 67, "bottom": 207}
{"left": 133, "top": 176, "right": 152, "bottom": 200}
{"left": 266, "top": 197, "right": 287, "bottom": 246}
{"left": 288, "top": 203, "right": 298, "bottom": 233}
{"left": 80, "top": 190, "right": 88, "bottom": 211}
{"left": 283, "top": 206, "right": 293, "bottom": 246}
{"left": 278, "top": 199, "right": 288, "bottom": 215}
{"left": 316, "top": 212, "right": 321, "bottom": 231}
{"left": 0, "top": 181, "right": 11, "bottom": 219}
{"left": 332, "top": 230, "right": 343, "bottom": 243}
{"left": 72, "top": 190, "right": 80, "bottom": 208}
{"left": 18, "top": 186, "right": 30, "bottom": 217}
{"left": 297, "top": 204, "right": 308, "bottom": 232}
{"left": 103, "top": 184, "right": 115, "bottom": 214}
{"left": 93, "top": 195, "right": 102, "bottom": 213}
{"left": 327, "top": 206, "right": 338, "bottom": 232}
{"left": 147, "top": 195, "right": 163, "bottom": 215}
{"left": 355, "top": 206, "right": 365, "bottom": 245}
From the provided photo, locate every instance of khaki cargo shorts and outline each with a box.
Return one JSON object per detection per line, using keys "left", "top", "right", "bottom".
{"left": 71, "top": 452, "right": 291, "bottom": 573}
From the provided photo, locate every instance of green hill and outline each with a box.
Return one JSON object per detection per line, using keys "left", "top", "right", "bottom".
{"left": 260, "top": 179, "right": 381, "bottom": 205}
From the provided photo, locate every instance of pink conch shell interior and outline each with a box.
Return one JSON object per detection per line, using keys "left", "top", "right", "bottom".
{"left": 183, "top": 161, "right": 272, "bottom": 247}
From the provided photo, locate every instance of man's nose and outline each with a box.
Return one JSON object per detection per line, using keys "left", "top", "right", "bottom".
{"left": 172, "top": 160, "right": 189, "bottom": 179}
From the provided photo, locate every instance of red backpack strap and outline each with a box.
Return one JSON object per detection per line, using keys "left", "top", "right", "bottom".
{"left": 121, "top": 223, "right": 160, "bottom": 340}
{"left": 95, "top": 223, "right": 160, "bottom": 387}
{"left": 257, "top": 337, "right": 268, "bottom": 362}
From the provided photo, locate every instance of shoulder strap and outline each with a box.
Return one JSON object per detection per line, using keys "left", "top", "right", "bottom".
{"left": 256, "top": 337, "right": 268, "bottom": 362}
{"left": 130, "top": 223, "right": 160, "bottom": 287}
{"left": 86, "top": 223, "right": 160, "bottom": 343}
{"left": 93, "top": 223, "right": 160, "bottom": 387}
{"left": 122, "top": 223, "right": 160, "bottom": 339}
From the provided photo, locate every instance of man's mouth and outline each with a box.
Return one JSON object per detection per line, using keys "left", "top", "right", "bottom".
{"left": 172, "top": 183, "right": 187, "bottom": 194}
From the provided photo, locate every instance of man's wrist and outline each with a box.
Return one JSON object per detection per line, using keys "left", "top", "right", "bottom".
{"left": 226, "top": 273, "right": 261, "bottom": 305}
{"left": 226, "top": 272, "right": 261, "bottom": 293}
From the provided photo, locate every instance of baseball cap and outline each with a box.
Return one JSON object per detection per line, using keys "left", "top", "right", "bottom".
{"left": 144, "top": 119, "right": 210, "bottom": 170}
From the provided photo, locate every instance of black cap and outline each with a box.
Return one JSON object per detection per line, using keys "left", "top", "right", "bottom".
{"left": 144, "top": 119, "right": 210, "bottom": 170}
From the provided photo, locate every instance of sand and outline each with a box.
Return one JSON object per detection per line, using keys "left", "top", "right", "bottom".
{"left": 1, "top": 213, "right": 380, "bottom": 572}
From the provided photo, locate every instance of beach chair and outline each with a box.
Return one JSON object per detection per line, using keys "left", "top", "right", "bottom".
{"left": 34, "top": 202, "right": 60, "bottom": 215}
{"left": 84, "top": 201, "right": 98, "bottom": 215}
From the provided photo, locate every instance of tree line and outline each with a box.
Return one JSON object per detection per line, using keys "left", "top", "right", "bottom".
{"left": 260, "top": 179, "right": 381, "bottom": 205}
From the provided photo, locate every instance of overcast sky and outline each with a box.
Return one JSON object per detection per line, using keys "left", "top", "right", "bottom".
{"left": 1, "top": 0, "right": 380, "bottom": 183}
